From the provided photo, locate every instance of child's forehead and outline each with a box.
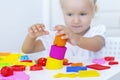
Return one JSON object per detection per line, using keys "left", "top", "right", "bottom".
{"left": 61, "top": 0, "right": 95, "bottom": 9}
{"left": 60, "top": 0, "right": 95, "bottom": 5}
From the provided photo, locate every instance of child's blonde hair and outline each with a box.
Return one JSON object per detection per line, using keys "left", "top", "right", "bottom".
{"left": 60, "top": 0, "right": 97, "bottom": 4}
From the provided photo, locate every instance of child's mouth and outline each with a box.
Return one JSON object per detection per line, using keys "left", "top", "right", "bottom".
{"left": 72, "top": 26, "right": 82, "bottom": 28}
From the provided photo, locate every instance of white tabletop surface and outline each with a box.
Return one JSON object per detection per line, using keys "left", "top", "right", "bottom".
{"left": 26, "top": 58, "right": 120, "bottom": 80}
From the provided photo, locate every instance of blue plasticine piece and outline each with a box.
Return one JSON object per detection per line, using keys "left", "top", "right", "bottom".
{"left": 81, "top": 66, "right": 87, "bottom": 70}
{"left": 20, "top": 55, "right": 29, "bottom": 61}
{"left": 66, "top": 66, "right": 87, "bottom": 72}
{"left": 67, "top": 66, "right": 81, "bottom": 72}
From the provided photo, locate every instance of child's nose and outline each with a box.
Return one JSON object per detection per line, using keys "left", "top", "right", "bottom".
{"left": 73, "top": 17, "right": 80, "bottom": 24}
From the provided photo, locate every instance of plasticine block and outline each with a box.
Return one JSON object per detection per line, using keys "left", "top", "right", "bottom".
{"left": 63, "top": 59, "right": 71, "bottom": 65}
{"left": 53, "top": 35, "right": 67, "bottom": 47}
{"left": 92, "top": 58, "right": 106, "bottom": 64}
{"left": 108, "top": 61, "right": 119, "bottom": 65}
{"left": 15, "top": 62, "right": 34, "bottom": 66}
{"left": 63, "top": 62, "right": 71, "bottom": 65}
{"left": 30, "top": 64, "right": 43, "bottom": 71}
{"left": 11, "top": 65, "right": 26, "bottom": 71}
{"left": 49, "top": 45, "right": 67, "bottom": 60}
{"left": 0, "top": 72, "right": 30, "bottom": 80}
{"left": 78, "top": 70, "right": 100, "bottom": 78}
{"left": 71, "top": 62, "right": 83, "bottom": 67}
{"left": 66, "top": 66, "right": 87, "bottom": 72}
{"left": 46, "top": 57, "right": 63, "bottom": 70}
{"left": 20, "top": 55, "right": 29, "bottom": 61}
{"left": 37, "top": 57, "right": 47, "bottom": 66}
{"left": 87, "top": 64, "right": 110, "bottom": 70}
{"left": 3, "top": 54, "right": 21, "bottom": 64}
{"left": 104, "top": 56, "right": 114, "bottom": 61}
{"left": 21, "top": 60, "right": 32, "bottom": 62}
{"left": 0, "top": 52, "right": 11, "bottom": 56}
{"left": 54, "top": 73, "right": 78, "bottom": 78}
{"left": 1, "top": 66, "right": 13, "bottom": 77}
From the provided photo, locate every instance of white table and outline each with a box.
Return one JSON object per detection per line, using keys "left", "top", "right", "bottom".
{"left": 26, "top": 58, "right": 120, "bottom": 80}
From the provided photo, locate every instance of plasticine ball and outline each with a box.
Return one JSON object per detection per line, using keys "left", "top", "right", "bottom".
{"left": 1, "top": 66, "right": 13, "bottom": 77}
{"left": 37, "top": 57, "right": 47, "bottom": 66}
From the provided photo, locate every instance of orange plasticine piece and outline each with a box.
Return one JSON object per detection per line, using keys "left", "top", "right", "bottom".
{"left": 53, "top": 35, "right": 67, "bottom": 47}
{"left": 0, "top": 52, "right": 11, "bottom": 56}
{"left": 71, "top": 63, "right": 83, "bottom": 67}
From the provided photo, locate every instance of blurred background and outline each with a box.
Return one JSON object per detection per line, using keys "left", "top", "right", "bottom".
{"left": 0, "top": 0, "right": 120, "bottom": 52}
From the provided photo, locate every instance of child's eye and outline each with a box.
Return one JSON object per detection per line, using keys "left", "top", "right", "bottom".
{"left": 67, "top": 13, "right": 73, "bottom": 16}
{"left": 80, "top": 13, "right": 86, "bottom": 16}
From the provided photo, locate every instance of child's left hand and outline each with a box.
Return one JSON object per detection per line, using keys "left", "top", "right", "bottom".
{"left": 54, "top": 25, "right": 80, "bottom": 46}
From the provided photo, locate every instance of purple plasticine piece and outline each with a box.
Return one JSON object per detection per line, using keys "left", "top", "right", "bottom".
{"left": 49, "top": 45, "right": 67, "bottom": 60}
{"left": 0, "top": 71, "right": 30, "bottom": 80}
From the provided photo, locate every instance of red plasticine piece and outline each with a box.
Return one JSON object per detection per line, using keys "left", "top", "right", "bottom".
{"left": 63, "top": 58, "right": 71, "bottom": 65}
{"left": 30, "top": 64, "right": 43, "bottom": 71}
{"left": 21, "top": 60, "right": 32, "bottom": 62}
{"left": 11, "top": 65, "right": 26, "bottom": 71}
{"left": 1, "top": 66, "right": 13, "bottom": 77}
{"left": 37, "top": 57, "right": 47, "bottom": 66}
{"left": 104, "top": 56, "right": 114, "bottom": 61}
{"left": 87, "top": 64, "right": 110, "bottom": 70}
{"left": 109, "top": 61, "right": 119, "bottom": 65}
{"left": 63, "top": 62, "right": 71, "bottom": 65}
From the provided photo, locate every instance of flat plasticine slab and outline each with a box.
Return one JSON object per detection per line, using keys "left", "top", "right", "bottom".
{"left": 0, "top": 71, "right": 30, "bottom": 80}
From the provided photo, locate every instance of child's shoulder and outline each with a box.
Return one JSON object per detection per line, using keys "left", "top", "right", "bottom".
{"left": 91, "top": 24, "right": 106, "bottom": 31}
{"left": 84, "top": 24, "right": 106, "bottom": 37}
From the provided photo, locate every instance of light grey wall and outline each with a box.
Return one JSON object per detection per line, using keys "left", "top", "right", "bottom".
{"left": 0, "top": 0, "right": 44, "bottom": 52}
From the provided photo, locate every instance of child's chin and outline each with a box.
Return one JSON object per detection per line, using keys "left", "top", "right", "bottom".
{"left": 73, "top": 30, "right": 81, "bottom": 34}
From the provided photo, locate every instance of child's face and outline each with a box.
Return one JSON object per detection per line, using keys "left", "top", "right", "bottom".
{"left": 61, "top": 0, "right": 96, "bottom": 35}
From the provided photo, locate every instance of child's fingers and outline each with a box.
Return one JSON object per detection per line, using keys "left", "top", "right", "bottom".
{"left": 28, "top": 27, "right": 33, "bottom": 33}
{"left": 30, "top": 24, "right": 45, "bottom": 33}
{"left": 61, "top": 35, "right": 69, "bottom": 39}
{"left": 56, "top": 30, "right": 65, "bottom": 35}
{"left": 30, "top": 25, "right": 39, "bottom": 33}
{"left": 44, "top": 31, "right": 49, "bottom": 35}
{"left": 54, "top": 25, "right": 64, "bottom": 31}
{"left": 36, "top": 24, "right": 45, "bottom": 31}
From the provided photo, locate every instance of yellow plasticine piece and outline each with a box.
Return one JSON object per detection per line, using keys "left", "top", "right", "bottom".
{"left": 78, "top": 70, "right": 100, "bottom": 78}
{"left": 16, "top": 62, "right": 34, "bottom": 66}
{"left": 0, "top": 56, "right": 6, "bottom": 60}
{"left": 54, "top": 73, "right": 78, "bottom": 78}
{"left": 46, "top": 57, "right": 63, "bottom": 70}
{"left": 3, "top": 53, "right": 21, "bottom": 63}
{"left": 8, "top": 53, "right": 21, "bottom": 59}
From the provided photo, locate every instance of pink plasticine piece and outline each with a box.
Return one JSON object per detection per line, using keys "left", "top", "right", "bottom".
{"left": 0, "top": 72, "right": 30, "bottom": 80}
{"left": 49, "top": 45, "right": 67, "bottom": 60}
{"left": 92, "top": 58, "right": 106, "bottom": 64}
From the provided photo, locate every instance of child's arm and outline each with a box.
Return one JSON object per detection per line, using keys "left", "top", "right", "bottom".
{"left": 54, "top": 25, "right": 105, "bottom": 52}
{"left": 22, "top": 35, "right": 45, "bottom": 53}
{"left": 75, "top": 36, "right": 105, "bottom": 52}
{"left": 22, "top": 24, "right": 49, "bottom": 53}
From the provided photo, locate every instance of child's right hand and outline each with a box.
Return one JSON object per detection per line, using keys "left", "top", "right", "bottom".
{"left": 28, "top": 24, "right": 49, "bottom": 38}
